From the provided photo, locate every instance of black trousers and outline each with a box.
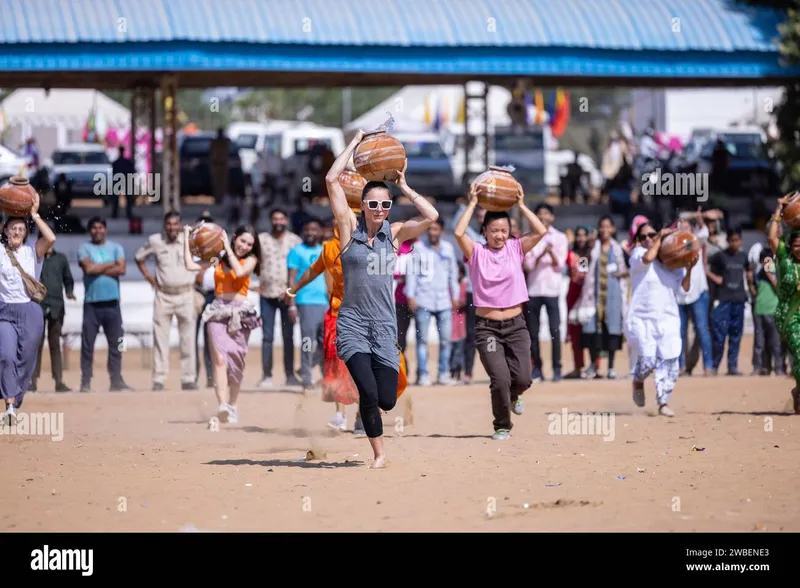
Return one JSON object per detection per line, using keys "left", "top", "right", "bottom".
{"left": 345, "top": 352, "right": 398, "bottom": 438}
{"left": 526, "top": 296, "right": 561, "bottom": 373}
{"left": 753, "top": 314, "right": 783, "bottom": 373}
{"left": 81, "top": 300, "right": 124, "bottom": 389}
{"left": 475, "top": 314, "right": 532, "bottom": 431}
{"left": 34, "top": 311, "right": 64, "bottom": 385}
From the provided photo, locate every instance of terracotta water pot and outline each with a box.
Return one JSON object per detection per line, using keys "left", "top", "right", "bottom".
{"left": 471, "top": 166, "right": 521, "bottom": 212}
{"left": 0, "top": 176, "right": 36, "bottom": 217}
{"left": 189, "top": 222, "right": 225, "bottom": 262}
{"left": 659, "top": 230, "right": 700, "bottom": 270}
{"left": 353, "top": 130, "right": 406, "bottom": 182}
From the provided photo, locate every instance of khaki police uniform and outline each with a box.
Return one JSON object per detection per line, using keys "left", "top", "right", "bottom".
{"left": 135, "top": 232, "right": 197, "bottom": 385}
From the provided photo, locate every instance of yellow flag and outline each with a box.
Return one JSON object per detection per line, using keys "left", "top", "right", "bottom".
{"left": 456, "top": 94, "right": 466, "bottom": 124}
{"left": 535, "top": 89, "right": 544, "bottom": 124}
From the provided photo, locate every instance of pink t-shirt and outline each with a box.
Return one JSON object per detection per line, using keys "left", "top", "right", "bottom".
{"left": 465, "top": 238, "right": 529, "bottom": 309}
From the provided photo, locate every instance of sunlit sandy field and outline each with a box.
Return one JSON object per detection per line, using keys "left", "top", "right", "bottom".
{"left": 3, "top": 336, "right": 799, "bottom": 532}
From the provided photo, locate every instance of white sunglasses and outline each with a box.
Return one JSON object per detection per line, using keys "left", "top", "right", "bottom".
{"left": 366, "top": 200, "right": 392, "bottom": 210}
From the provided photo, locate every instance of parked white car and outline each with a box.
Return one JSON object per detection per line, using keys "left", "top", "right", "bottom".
{"left": 0, "top": 144, "right": 30, "bottom": 182}
{"left": 46, "top": 143, "right": 113, "bottom": 198}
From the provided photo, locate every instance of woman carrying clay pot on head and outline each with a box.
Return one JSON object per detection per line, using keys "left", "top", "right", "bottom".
{"left": 325, "top": 129, "right": 438, "bottom": 469}
{"left": 0, "top": 185, "right": 56, "bottom": 423}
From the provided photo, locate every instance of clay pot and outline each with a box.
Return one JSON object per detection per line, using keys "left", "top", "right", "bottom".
{"left": 471, "top": 166, "right": 521, "bottom": 212}
{"left": 339, "top": 168, "right": 367, "bottom": 210}
{"left": 353, "top": 130, "right": 406, "bottom": 182}
{"left": 781, "top": 192, "right": 800, "bottom": 228}
{"left": 189, "top": 222, "right": 225, "bottom": 262}
{"left": 0, "top": 176, "right": 36, "bottom": 217}
{"left": 659, "top": 230, "right": 700, "bottom": 270}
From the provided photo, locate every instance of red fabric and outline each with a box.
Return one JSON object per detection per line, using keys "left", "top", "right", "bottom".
{"left": 322, "top": 310, "right": 407, "bottom": 403}
{"left": 567, "top": 323, "right": 584, "bottom": 371}
{"left": 322, "top": 311, "right": 359, "bottom": 405}
{"left": 566, "top": 250, "right": 585, "bottom": 371}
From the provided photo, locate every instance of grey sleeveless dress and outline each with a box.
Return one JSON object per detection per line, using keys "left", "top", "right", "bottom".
{"left": 335, "top": 217, "right": 401, "bottom": 372}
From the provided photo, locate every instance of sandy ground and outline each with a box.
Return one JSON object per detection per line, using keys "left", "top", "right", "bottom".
{"left": 3, "top": 335, "right": 799, "bottom": 532}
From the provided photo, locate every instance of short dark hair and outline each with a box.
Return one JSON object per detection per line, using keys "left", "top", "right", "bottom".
{"left": 164, "top": 211, "right": 180, "bottom": 223}
{"left": 432, "top": 218, "right": 445, "bottom": 228}
{"left": 87, "top": 216, "right": 106, "bottom": 229}
{"left": 727, "top": 227, "right": 742, "bottom": 239}
{"left": 597, "top": 215, "right": 614, "bottom": 228}
{"left": 271, "top": 208, "right": 289, "bottom": 219}
{"left": 481, "top": 210, "right": 511, "bottom": 233}
{"left": 303, "top": 217, "right": 321, "bottom": 229}
{"left": 534, "top": 203, "right": 553, "bottom": 215}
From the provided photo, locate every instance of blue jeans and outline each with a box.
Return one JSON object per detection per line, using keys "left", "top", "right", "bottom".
{"left": 678, "top": 291, "right": 712, "bottom": 371}
{"left": 415, "top": 307, "right": 452, "bottom": 379}
{"left": 711, "top": 300, "right": 745, "bottom": 372}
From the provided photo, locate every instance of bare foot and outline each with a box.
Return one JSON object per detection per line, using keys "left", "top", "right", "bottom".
{"left": 371, "top": 454, "right": 387, "bottom": 469}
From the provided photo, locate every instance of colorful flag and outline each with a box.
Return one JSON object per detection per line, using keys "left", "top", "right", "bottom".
{"left": 534, "top": 89, "right": 545, "bottom": 125}
{"left": 456, "top": 93, "right": 466, "bottom": 124}
{"left": 550, "top": 89, "right": 570, "bottom": 138}
{"left": 423, "top": 93, "right": 432, "bottom": 127}
{"left": 524, "top": 92, "right": 535, "bottom": 125}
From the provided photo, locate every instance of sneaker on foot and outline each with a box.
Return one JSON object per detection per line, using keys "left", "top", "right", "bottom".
{"left": 658, "top": 404, "right": 675, "bottom": 417}
{"left": 258, "top": 377, "right": 273, "bottom": 389}
{"left": 286, "top": 375, "right": 303, "bottom": 388}
{"left": 437, "top": 373, "right": 456, "bottom": 386}
{"left": 353, "top": 415, "right": 366, "bottom": 436}
{"left": 417, "top": 374, "right": 431, "bottom": 386}
{"left": 228, "top": 405, "right": 238, "bottom": 424}
{"left": 512, "top": 398, "right": 524, "bottom": 415}
{"left": 55, "top": 382, "right": 71, "bottom": 393}
{"left": 217, "top": 403, "right": 230, "bottom": 423}
{"left": 632, "top": 380, "right": 645, "bottom": 407}
{"left": 153, "top": 383, "right": 164, "bottom": 392}
{"left": 3, "top": 404, "right": 16, "bottom": 426}
{"left": 492, "top": 429, "right": 510, "bottom": 440}
{"left": 531, "top": 368, "right": 543, "bottom": 383}
{"left": 328, "top": 412, "right": 347, "bottom": 432}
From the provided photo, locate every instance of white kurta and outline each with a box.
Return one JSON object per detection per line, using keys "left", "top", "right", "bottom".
{"left": 625, "top": 246, "right": 687, "bottom": 360}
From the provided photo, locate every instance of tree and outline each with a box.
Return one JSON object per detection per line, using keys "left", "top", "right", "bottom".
{"left": 738, "top": 0, "right": 800, "bottom": 190}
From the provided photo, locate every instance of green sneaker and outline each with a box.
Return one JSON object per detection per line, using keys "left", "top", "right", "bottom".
{"left": 492, "top": 429, "right": 510, "bottom": 440}
{"left": 512, "top": 398, "right": 524, "bottom": 415}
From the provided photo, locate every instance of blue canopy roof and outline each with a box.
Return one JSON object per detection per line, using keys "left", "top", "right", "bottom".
{"left": 0, "top": 0, "right": 796, "bottom": 81}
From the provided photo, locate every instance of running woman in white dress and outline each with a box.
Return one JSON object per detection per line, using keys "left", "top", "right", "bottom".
{"left": 626, "top": 223, "right": 695, "bottom": 416}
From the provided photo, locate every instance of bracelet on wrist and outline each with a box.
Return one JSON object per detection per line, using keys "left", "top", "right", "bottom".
{"left": 286, "top": 288, "right": 296, "bottom": 298}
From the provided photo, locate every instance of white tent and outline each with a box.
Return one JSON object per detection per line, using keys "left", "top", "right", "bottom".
{"left": 1, "top": 88, "right": 130, "bottom": 128}
{"left": 0, "top": 88, "right": 130, "bottom": 159}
